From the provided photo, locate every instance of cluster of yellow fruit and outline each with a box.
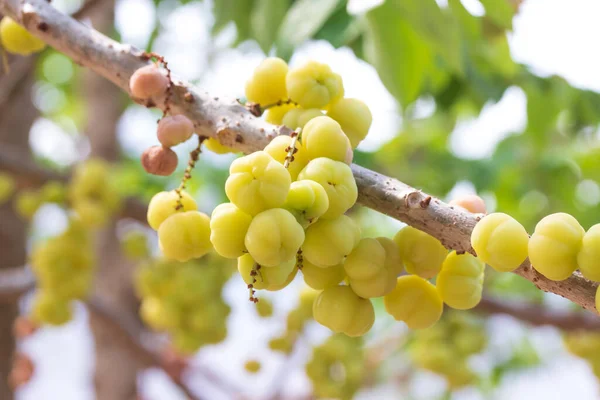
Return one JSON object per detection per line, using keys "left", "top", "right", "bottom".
{"left": 564, "top": 332, "right": 600, "bottom": 379}
{"left": 134, "top": 255, "right": 233, "bottom": 354}
{"left": 408, "top": 312, "right": 487, "bottom": 389}
{"left": 68, "top": 159, "right": 122, "bottom": 227}
{"left": 15, "top": 160, "right": 124, "bottom": 327}
{"left": 472, "top": 211, "right": 600, "bottom": 306}
{"left": 146, "top": 189, "right": 212, "bottom": 262}
{"left": 14, "top": 159, "right": 120, "bottom": 228}
{"left": 305, "top": 334, "right": 365, "bottom": 400}
{"left": 29, "top": 219, "right": 95, "bottom": 325}
{"left": 210, "top": 59, "right": 380, "bottom": 332}
{"left": 13, "top": 180, "right": 66, "bottom": 220}
{"left": 377, "top": 224, "right": 485, "bottom": 331}
{"left": 141, "top": 58, "right": 490, "bottom": 338}
{"left": 0, "top": 17, "right": 46, "bottom": 56}
{"left": 247, "top": 57, "right": 372, "bottom": 149}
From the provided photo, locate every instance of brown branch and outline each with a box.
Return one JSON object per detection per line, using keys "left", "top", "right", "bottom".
{"left": 0, "top": 0, "right": 598, "bottom": 312}
{"left": 475, "top": 295, "right": 600, "bottom": 331}
{"left": 0, "top": 144, "right": 148, "bottom": 223}
{"left": 0, "top": 266, "right": 34, "bottom": 303}
{"left": 0, "top": 0, "right": 104, "bottom": 111}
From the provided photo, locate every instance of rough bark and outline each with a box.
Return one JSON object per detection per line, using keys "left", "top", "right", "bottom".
{"left": 0, "top": 72, "right": 37, "bottom": 400}
{"left": 0, "top": 0, "right": 598, "bottom": 313}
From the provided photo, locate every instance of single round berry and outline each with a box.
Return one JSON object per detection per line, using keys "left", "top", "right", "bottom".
{"left": 157, "top": 115, "right": 194, "bottom": 147}
{"left": 284, "top": 180, "right": 329, "bottom": 228}
{"left": 529, "top": 212, "right": 584, "bottom": 281}
{"left": 225, "top": 151, "right": 291, "bottom": 216}
{"left": 298, "top": 158, "right": 357, "bottom": 219}
{"left": 245, "top": 57, "right": 288, "bottom": 105}
{"left": 158, "top": 211, "right": 212, "bottom": 262}
{"left": 326, "top": 98, "right": 372, "bottom": 148}
{"left": 578, "top": 224, "right": 600, "bottom": 281}
{"left": 301, "top": 116, "right": 351, "bottom": 163}
{"left": 302, "top": 215, "right": 361, "bottom": 267}
{"left": 244, "top": 208, "right": 305, "bottom": 267}
{"left": 129, "top": 64, "right": 169, "bottom": 100}
{"left": 313, "top": 285, "right": 374, "bottom": 337}
{"left": 449, "top": 195, "right": 487, "bottom": 214}
{"left": 286, "top": 61, "right": 344, "bottom": 109}
{"left": 210, "top": 203, "right": 252, "bottom": 259}
{"left": 384, "top": 275, "right": 443, "bottom": 329}
{"left": 0, "top": 17, "right": 46, "bottom": 56}
{"left": 471, "top": 212, "right": 529, "bottom": 272}
{"left": 141, "top": 145, "right": 178, "bottom": 176}
{"left": 436, "top": 251, "right": 484, "bottom": 310}
{"left": 393, "top": 226, "right": 447, "bottom": 279}
{"left": 147, "top": 190, "right": 197, "bottom": 230}
{"left": 237, "top": 254, "right": 297, "bottom": 291}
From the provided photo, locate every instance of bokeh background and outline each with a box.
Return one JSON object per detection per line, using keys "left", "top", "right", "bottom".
{"left": 2, "top": 0, "right": 600, "bottom": 399}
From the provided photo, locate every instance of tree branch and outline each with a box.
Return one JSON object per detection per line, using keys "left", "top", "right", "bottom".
{"left": 476, "top": 296, "right": 600, "bottom": 331}
{"left": 0, "top": 144, "right": 148, "bottom": 223}
{"left": 0, "top": 0, "right": 103, "bottom": 111}
{"left": 0, "top": 0, "right": 598, "bottom": 312}
{"left": 0, "top": 266, "right": 34, "bottom": 303}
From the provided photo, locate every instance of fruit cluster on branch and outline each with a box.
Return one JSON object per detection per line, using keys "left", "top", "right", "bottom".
{"left": 0, "top": 0, "right": 598, "bottom": 315}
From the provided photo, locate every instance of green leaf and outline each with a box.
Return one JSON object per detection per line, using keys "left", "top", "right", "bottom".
{"left": 250, "top": 0, "right": 291, "bottom": 54}
{"left": 390, "top": 0, "right": 463, "bottom": 74}
{"left": 314, "top": 4, "right": 363, "bottom": 48}
{"left": 275, "top": 0, "right": 342, "bottom": 60}
{"left": 448, "top": 0, "right": 481, "bottom": 39}
{"left": 480, "top": 0, "right": 515, "bottom": 30}
{"left": 365, "top": 1, "right": 432, "bottom": 106}
{"left": 212, "top": 0, "right": 255, "bottom": 44}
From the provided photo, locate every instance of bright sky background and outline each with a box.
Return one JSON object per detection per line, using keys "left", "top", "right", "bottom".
{"left": 18, "top": 0, "right": 600, "bottom": 399}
